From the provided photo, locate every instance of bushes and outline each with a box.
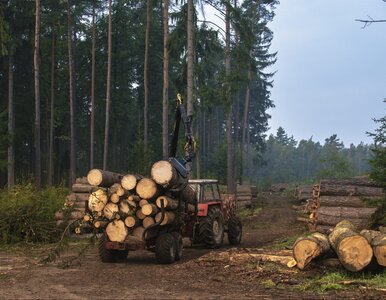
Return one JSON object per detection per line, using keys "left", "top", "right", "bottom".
{"left": 0, "top": 185, "right": 68, "bottom": 244}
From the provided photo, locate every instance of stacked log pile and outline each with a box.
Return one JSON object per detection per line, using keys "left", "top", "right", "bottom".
{"left": 292, "top": 220, "right": 385, "bottom": 272}
{"left": 294, "top": 185, "right": 314, "bottom": 201}
{"left": 236, "top": 185, "right": 257, "bottom": 209}
{"left": 78, "top": 161, "right": 197, "bottom": 243}
{"left": 55, "top": 177, "right": 92, "bottom": 226}
{"left": 294, "top": 177, "right": 384, "bottom": 233}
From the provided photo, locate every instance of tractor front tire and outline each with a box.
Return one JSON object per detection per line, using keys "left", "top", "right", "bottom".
{"left": 199, "top": 206, "right": 224, "bottom": 248}
{"left": 227, "top": 216, "right": 242, "bottom": 245}
{"left": 155, "top": 233, "right": 176, "bottom": 264}
{"left": 98, "top": 233, "right": 128, "bottom": 263}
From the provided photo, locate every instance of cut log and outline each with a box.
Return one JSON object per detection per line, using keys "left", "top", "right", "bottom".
{"left": 151, "top": 160, "right": 179, "bottom": 188}
{"left": 132, "top": 226, "right": 145, "bottom": 240}
{"left": 72, "top": 183, "right": 95, "bottom": 193}
{"left": 317, "top": 215, "right": 370, "bottom": 229}
{"left": 75, "top": 177, "right": 88, "bottom": 184}
{"left": 328, "top": 220, "right": 373, "bottom": 272}
{"left": 141, "top": 203, "right": 158, "bottom": 216}
{"left": 136, "top": 209, "right": 146, "bottom": 220}
{"left": 316, "top": 225, "right": 334, "bottom": 234}
{"left": 293, "top": 232, "right": 331, "bottom": 269}
{"left": 320, "top": 184, "right": 384, "bottom": 197}
{"left": 124, "top": 216, "right": 139, "bottom": 228}
{"left": 320, "top": 177, "right": 381, "bottom": 188}
{"left": 139, "top": 199, "right": 149, "bottom": 207}
{"left": 119, "top": 200, "right": 132, "bottom": 214}
{"left": 121, "top": 174, "right": 142, "bottom": 191}
{"left": 106, "top": 220, "right": 128, "bottom": 243}
{"left": 128, "top": 195, "right": 140, "bottom": 202}
{"left": 360, "top": 230, "right": 386, "bottom": 267}
{"left": 87, "top": 169, "right": 123, "bottom": 187}
{"left": 156, "top": 196, "right": 178, "bottom": 209}
{"left": 94, "top": 220, "right": 108, "bottom": 228}
{"left": 108, "top": 183, "right": 126, "bottom": 197}
{"left": 83, "top": 214, "right": 92, "bottom": 222}
{"left": 318, "top": 206, "right": 377, "bottom": 219}
{"left": 155, "top": 211, "right": 175, "bottom": 225}
{"left": 110, "top": 193, "right": 120, "bottom": 203}
{"left": 127, "top": 200, "right": 137, "bottom": 208}
{"left": 319, "top": 195, "right": 382, "bottom": 208}
{"left": 143, "top": 216, "right": 155, "bottom": 228}
{"left": 66, "top": 193, "right": 89, "bottom": 202}
{"left": 88, "top": 189, "right": 108, "bottom": 212}
{"left": 54, "top": 210, "right": 84, "bottom": 221}
{"left": 136, "top": 178, "right": 159, "bottom": 199}
{"left": 103, "top": 203, "right": 119, "bottom": 220}
{"left": 177, "top": 184, "right": 197, "bottom": 204}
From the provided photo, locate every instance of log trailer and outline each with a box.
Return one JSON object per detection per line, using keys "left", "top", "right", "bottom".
{"left": 95, "top": 95, "right": 242, "bottom": 264}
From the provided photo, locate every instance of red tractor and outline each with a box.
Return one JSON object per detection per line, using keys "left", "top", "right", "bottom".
{"left": 97, "top": 95, "right": 242, "bottom": 263}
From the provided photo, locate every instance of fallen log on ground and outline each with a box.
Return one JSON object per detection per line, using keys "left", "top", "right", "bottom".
{"left": 328, "top": 220, "right": 373, "bottom": 272}
{"left": 360, "top": 229, "right": 386, "bottom": 267}
{"left": 292, "top": 232, "right": 330, "bottom": 269}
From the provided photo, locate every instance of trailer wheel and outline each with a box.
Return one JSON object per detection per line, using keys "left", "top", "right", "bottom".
{"left": 155, "top": 233, "right": 176, "bottom": 264}
{"left": 199, "top": 206, "right": 224, "bottom": 248}
{"left": 171, "top": 232, "right": 183, "bottom": 261}
{"left": 98, "top": 233, "right": 128, "bottom": 263}
{"left": 227, "top": 216, "right": 242, "bottom": 245}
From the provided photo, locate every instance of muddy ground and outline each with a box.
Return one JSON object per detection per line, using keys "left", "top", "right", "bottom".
{"left": 0, "top": 194, "right": 384, "bottom": 299}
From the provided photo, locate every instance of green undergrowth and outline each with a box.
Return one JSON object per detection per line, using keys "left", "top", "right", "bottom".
{"left": 0, "top": 184, "right": 68, "bottom": 244}
{"left": 298, "top": 270, "right": 386, "bottom": 293}
{"left": 238, "top": 207, "right": 262, "bottom": 220}
{"left": 271, "top": 235, "right": 299, "bottom": 250}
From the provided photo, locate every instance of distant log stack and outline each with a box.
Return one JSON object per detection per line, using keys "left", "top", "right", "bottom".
{"left": 294, "top": 177, "right": 384, "bottom": 234}
{"left": 55, "top": 177, "right": 90, "bottom": 226}
{"left": 235, "top": 185, "right": 257, "bottom": 209}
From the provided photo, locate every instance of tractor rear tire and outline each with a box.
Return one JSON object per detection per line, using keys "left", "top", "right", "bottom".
{"left": 155, "top": 233, "right": 176, "bottom": 264}
{"left": 227, "top": 216, "right": 242, "bottom": 245}
{"left": 171, "top": 232, "right": 183, "bottom": 261}
{"left": 199, "top": 206, "right": 224, "bottom": 248}
{"left": 98, "top": 233, "right": 128, "bottom": 263}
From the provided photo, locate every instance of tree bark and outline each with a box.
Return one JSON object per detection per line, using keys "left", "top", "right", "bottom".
{"left": 7, "top": 51, "right": 14, "bottom": 189}
{"left": 320, "top": 184, "right": 384, "bottom": 197}
{"left": 187, "top": 0, "right": 194, "bottom": 117}
{"left": 67, "top": 0, "right": 76, "bottom": 185}
{"left": 144, "top": 0, "right": 151, "bottom": 150}
{"left": 320, "top": 177, "right": 381, "bottom": 188}
{"left": 328, "top": 220, "right": 373, "bottom": 272}
{"left": 293, "top": 232, "right": 330, "bottom": 269}
{"left": 103, "top": 0, "right": 112, "bottom": 170}
{"left": 48, "top": 31, "right": 55, "bottom": 186}
{"left": 162, "top": 0, "right": 169, "bottom": 159}
{"left": 34, "top": 0, "right": 41, "bottom": 189}
{"left": 319, "top": 195, "right": 382, "bottom": 208}
{"left": 90, "top": 4, "right": 96, "bottom": 169}
{"left": 360, "top": 230, "right": 386, "bottom": 267}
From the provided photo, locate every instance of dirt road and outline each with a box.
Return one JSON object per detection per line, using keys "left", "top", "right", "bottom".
{"left": 0, "top": 194, "right": 382, "bottom": 299}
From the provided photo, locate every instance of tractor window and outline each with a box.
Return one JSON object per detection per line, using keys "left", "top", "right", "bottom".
{"left": 203, "top": 184, "right": 218, "bottom": 202}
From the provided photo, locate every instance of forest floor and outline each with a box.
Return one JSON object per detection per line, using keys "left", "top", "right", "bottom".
{"left": 0, "top": 193, "right": 385, "bottom": 299}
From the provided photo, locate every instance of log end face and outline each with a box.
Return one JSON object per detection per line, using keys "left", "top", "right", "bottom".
{"left": 136, "top": 178, "right": 158, "bottom": 199}
{"left": 122, "top": 174, "right": 137, "bottom": 190}
{"left": 293, "top": 240, "right": 319, "bottom": 270}
{"left": 106, "top": 220, "right": 128, "bottom": 243}
{"left": 151, "top": 160, "right": 174, "bottom": 185}
{"left": 338, "top": 236, "right": 373, "bottom": 272}
{"left": 374, "top": 245, "right": 386, "bottom": 267}
{"left": 87, "top": 169, "right": 103, "bottom": 186}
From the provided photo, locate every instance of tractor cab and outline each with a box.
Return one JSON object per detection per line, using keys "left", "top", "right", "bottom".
{"left": 188, "top": 179, "right": 222, "bottom": 204}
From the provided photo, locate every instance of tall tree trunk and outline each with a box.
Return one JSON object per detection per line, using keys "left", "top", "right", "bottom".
{"left": 162, "top": 0, "right": 169, "bottom": 159}
{"left": 7, "top": 51, "right": 14, "bottom": 189}
{"left": 103, "top": 0, "right": 112, "bottom": 170}
{"left": 233, "top": 0, "right": 240, "bottom": 184}
{"left": 187, "top": 0, "right": 194, "bottom": 117}
{"left": 241, "top": 49, "right": 252, "bottom": 183}
{"left": 144, "top": 0, "right": 151, "bottom": 151}
{"left": 34, "top": 0, "right": 41, "bottom": 189}
{"left": 48, "top": 32, "right": 55, "bottom": 186}
{"left": 90, "top": 5, "right": 96, "bottom": 169}
{"left": 67, "top": 0, "right": 76, "bottom": 184}
{"left": 225, "top": 1, "right": 235, "bottom": 194}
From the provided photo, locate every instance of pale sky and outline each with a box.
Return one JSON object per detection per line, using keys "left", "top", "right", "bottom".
{"left": 267, "top": 0, "right": 386, "bottom": 146}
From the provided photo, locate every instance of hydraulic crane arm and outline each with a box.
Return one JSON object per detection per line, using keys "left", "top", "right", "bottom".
{"left": 169, "top": 94, "right": 196, "bottom": 180}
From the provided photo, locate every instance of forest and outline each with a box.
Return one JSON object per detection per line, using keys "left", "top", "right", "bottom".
{"left": 0, "top": 0, "right": 384, "bottom": 192}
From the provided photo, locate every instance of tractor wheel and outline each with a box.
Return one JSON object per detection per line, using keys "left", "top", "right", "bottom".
{"left": 155, "top": 233, "right": 176, "bottom": 264}
{"left": 227, "top": 216, "right": 242, "bottom": 245}
{"left": 199, "top": 206, "right": 224, "bottom": 248}
{"left": 171, "top": 232, "right": 183, "bottom": 261}
{"left": 98, "top": 233, "right": 128, "bottom": 263}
